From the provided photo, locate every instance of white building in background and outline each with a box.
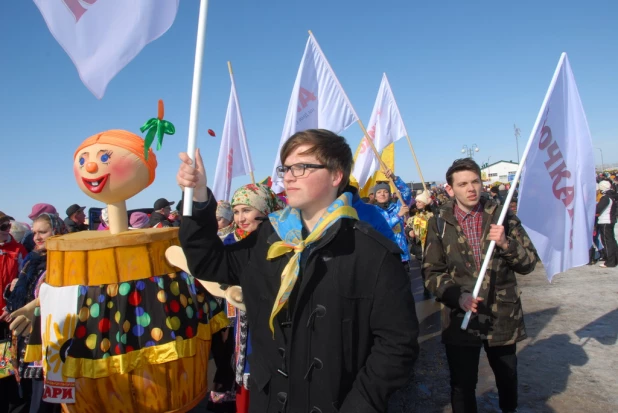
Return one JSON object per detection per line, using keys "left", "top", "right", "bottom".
{"left": 480, "top": 160, "right": 519, "bottom": 185}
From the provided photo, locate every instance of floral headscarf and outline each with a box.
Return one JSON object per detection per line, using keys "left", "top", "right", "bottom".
{"left": 35, "top": 213, "right": 68, "bottom": 239}
{"left": 231, "top": 183, "right": 286, "bottom": 216}
{"left": 231, "top": 183, "right": 285, "bottom": 240}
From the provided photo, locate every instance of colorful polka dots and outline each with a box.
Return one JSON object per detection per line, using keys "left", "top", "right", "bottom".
{"left": 90, "top": 303, "right": 100, "bottom": 318}
{"left": 119, "top": 283, "right": 131, "bottom": 296}
{"left": 151, "top": 328, "right": 163, "bottom": 341}
{"left": 136, "top": 313, "right": 151, "bottom": 327}
{"left": 132, "top": 325, "right": 145, "bottom": 337}
{"left": 107, "top": 284, "right": 118, "bottom": 297}
{"left": 67, "top": 272, "right": 225, "bottom": 366}
{"left": 75, "top": 325, "right": 86, "bottom": 339}
{"left": 128, "top": 291, "right": 141, "bottom": 306}
{"left": 166, "top": 316, "right": 181, "bottom": 331}
{"left": 86, "top": 334, "right": 97, "bottom": 350}
{"left": 170, "top": 281, "right": 180, "bottom": 296}
{"left": 98, "top": 318, "right": 110, "bottom": 333}
{"left": 79, "top": 307, "right": 90, "bottom": 322}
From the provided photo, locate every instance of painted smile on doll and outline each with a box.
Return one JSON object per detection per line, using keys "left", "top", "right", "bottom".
{"left": 82, "top": 174, "right": 110, "bottom": 193}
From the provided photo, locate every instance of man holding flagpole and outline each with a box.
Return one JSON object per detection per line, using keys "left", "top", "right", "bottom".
{"left": 423, "top": 158, "right": 538, "bottom": 413}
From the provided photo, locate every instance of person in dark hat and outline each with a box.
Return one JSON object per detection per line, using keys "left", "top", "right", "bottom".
{"left": 148, "top": 198, "right": 175, "bottom": 228}
{"left": 64, "top": 203, "right": 88, "bottom": 233}
{"left": 170, "top": 199, "right": 183, "bottom": 227}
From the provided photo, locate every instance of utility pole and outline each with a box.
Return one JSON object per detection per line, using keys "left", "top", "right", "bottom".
{"left": 597, "top": 148, "right": 605, "bottom": 173}
{"left": 513, "top": 124, "right": 521, "bottom": 164}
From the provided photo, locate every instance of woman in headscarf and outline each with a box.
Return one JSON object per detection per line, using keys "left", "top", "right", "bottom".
{"left": 208, "top": 183, "right": 284, "bottom": 413}
{"left": 216, "top": 201, "right": 234, "bottom": 241}
{"left": 3, "top": 213, "right": 67, "bottom": 413}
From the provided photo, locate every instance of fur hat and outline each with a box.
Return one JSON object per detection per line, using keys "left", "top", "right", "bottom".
{"left": 598, "top": 180, "right": 612, "bottom": 192}
{"left": 415, "top": 190, "right": 432, "bottom": 205}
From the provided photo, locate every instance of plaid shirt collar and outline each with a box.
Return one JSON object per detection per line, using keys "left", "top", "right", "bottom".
{"left": 453, "top": 201, "right": 483, "bottom": 221}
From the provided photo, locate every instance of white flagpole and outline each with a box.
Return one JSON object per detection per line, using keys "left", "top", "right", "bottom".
{"left": 461, "top": 52, "right": 567, "bottom": 329}
{"left": 228, "top": 61, "right": 255, "bottom": 184}
{"left": 183, "top": 0, "right": 210, "bottom": 216}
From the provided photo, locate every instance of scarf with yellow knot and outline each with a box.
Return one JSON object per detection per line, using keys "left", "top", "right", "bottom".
{"left": 266, "top": 192, "right": 358, "bottom": 336}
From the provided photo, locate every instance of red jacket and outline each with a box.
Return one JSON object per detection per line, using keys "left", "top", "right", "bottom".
{"left": 0, "top": 235, "right": 27, "bottom": 310}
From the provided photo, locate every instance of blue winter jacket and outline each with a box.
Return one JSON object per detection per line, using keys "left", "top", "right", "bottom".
{"left": 349, "top": 188, "right": 400, "bottom": 253}
{"left": 374, "top": 176, "right": 412, "bottom": 262}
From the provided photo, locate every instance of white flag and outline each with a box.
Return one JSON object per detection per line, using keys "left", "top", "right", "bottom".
{"left": 270, "top": 33, "right": 358, "bottom": 193}
{"left": 517, "top": 53, "right": 596, "bottom": 281}
{"left": 352, "top": 73, "right": 407, "bottom": 188}
{"left": 212, "top": 72, "right": 254, "bottom": 202}
{"left": 34, "top": 0, "right": 179, "bottom": 99}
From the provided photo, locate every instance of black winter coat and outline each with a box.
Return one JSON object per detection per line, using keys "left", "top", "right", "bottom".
{"left": 180, "top": 190, "right": 419, "bottom": 413}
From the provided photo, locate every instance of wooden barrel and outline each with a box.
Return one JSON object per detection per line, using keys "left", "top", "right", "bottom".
{"left": 46, "top": 228, "right": 181, "bottom": 287}
{"left": 61, "top": 339, "right": 211, "bottom": 413}
{"left": 42, "top": 228, "right": 219, "bottom": 413}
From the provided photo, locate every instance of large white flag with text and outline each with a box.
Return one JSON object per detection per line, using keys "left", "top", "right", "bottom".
{"left": 212, "top": 73, "right": 254, "bottom": 202}
{"left": 270, "top": 33, "right": 358, "bottom": 193}
{"left": 517, "top": 53, "right": 596, "bottom": 281}
{"left": 352, "top": 73, "right": 407, "bottom": 188}
{"left": 34, "top": 0, "right": 179, "bottom": 98}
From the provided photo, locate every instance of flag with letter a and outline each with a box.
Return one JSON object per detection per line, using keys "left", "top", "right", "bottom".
{"left": 270, "top": 33, "right": 357, "bottom": 194}
{"left": 34, "top": 0, "right": 179, "bottom": 98}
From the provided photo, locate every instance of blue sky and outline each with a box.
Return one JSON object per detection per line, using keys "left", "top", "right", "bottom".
{"left": 1, "top": 0, "right": 616, "bottom": 222}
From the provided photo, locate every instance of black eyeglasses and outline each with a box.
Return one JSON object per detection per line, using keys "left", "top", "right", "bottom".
{"left": 0, "top": 223, "right": 11, "bottom": 232}
{"left": 276, "top": 163, "right": 326, "bottom": 178}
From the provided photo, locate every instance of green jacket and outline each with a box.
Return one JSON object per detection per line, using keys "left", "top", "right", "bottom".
{"left": 422, "top": 198, "right": 538, "bottom": 347}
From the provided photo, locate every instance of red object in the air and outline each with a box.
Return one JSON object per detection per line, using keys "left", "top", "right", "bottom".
{"left": 207, "top": 129, "right": 216, "bottom": 137}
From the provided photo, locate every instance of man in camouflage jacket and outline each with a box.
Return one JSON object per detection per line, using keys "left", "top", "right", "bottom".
{"left": 422, "top": 158, "right": 538, "bottom": 413}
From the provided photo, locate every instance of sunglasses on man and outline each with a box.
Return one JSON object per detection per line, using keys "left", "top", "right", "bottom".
{"left": 0, "top": 222, "right": 11, "bottom": 232}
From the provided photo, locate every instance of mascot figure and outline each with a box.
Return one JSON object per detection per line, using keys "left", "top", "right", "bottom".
{"left": 11, "top": 101, "right": 229, "bottom": 413}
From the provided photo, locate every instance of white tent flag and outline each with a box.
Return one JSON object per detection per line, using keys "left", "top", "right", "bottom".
{"left": 34, "top": 0, "right": 179, "bottom": 99}
{"left": 270, "top": 32, "right": 358, "bottom": 194}
{"left": 352, "top": 73, "right": 407, "bottom": 188}
{"left": 517, "top": 53, "right": 596, "bottom": 281}
{"left": 212, "top": 72, "right": 254, "bottom": 202}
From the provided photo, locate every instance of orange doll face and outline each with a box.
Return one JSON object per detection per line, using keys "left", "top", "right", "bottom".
{"left": 74, "top": 143, "right": 150, "bottom": 204}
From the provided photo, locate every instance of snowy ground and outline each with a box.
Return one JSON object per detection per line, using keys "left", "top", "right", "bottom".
{"left": 192, "top": 260, "right": 618, "bottom": 412}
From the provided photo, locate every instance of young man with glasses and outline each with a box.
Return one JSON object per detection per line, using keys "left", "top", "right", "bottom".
{"left": 177, "top": 129, "right": 419, "bottom": 413}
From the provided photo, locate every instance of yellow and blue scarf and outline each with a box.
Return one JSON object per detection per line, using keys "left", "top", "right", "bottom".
{"left": 266, "top": 192, "right": 358, "bottom": 336}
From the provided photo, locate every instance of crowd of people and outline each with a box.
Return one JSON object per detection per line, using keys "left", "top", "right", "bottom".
{"left": 0, "top": 128, "right": 613, "bottom": 413}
